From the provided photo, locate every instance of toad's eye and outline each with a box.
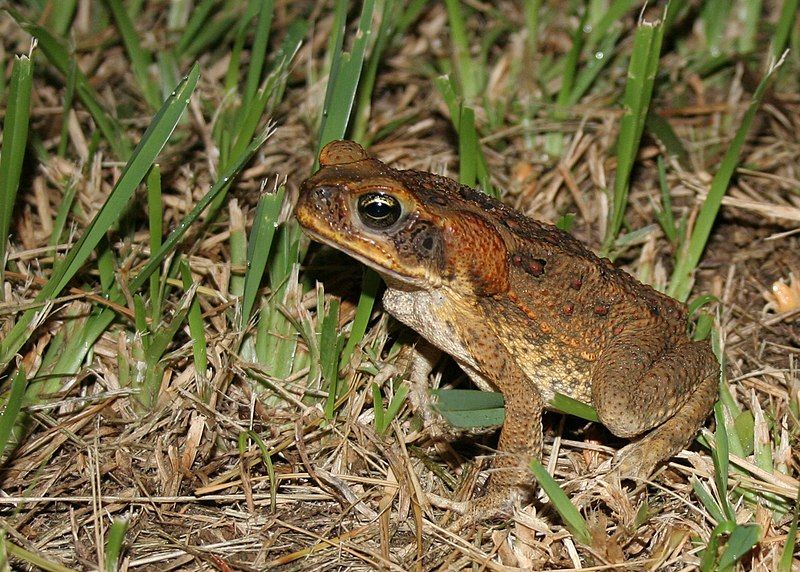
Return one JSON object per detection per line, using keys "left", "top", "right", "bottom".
{"left": 357, "top": 193, "right": 402, "bottom": 229}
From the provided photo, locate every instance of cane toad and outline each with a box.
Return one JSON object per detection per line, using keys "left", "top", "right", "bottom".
{"left": 295, "top": 140, "right": 719, "bottom": 522}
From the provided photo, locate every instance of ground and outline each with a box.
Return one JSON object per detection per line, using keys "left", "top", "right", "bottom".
{"left": 0, "top": 1, "right": 798, "bottom": 570}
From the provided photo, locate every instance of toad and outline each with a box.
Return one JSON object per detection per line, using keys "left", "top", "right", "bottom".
{"left": 295, "top": 140, "right": 719, "bottom": 523}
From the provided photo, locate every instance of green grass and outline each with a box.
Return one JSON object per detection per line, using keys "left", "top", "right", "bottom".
{"left": 103, "top": 518, "right": 128, "bottom": 572}
{"left": 668, "top": 53, "right": 787, "bottom": 302}
{"left": 530, "top": 459, "right": 591, "bottom": 545}
{"left": 0, "top": 55, "right": 32, "bottom": 297}
{"left": 0, "top": 64, "right": 199, "bottom": 372}
{"left": 10, "top": 11, "right": 133, "bottom": 159}
{"left": 106, "top": 0, "right": 161, "bottom": 109}
{"left": 601, "top": 12, "right": 666, "bottom": 256}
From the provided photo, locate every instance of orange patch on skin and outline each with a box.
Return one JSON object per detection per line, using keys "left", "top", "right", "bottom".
{"left": 443, "top": 212, "right": 509, "bottom": 296}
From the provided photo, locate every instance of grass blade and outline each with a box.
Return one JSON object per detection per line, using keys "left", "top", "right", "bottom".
{"left": 242, "top": 0, "right": 274, "bottom": 109}
{"left": 601, "top": 13, "right": 666, "bottom": 256}
{"left": 0, "top": 368, "right": 27, "bottom": 460}
{"left": 458, "top": 105, "right": 478, "bottom": 187}
{"left": 146, "top": 166, "right": 163, "bottom": 325}
{"left": 321, "top": 297, "right": 344, "bottom": 418}
{"left": 769, "top": 0, "right": 797, "bottom": 64}
{"left": 530, "top": 459, "right": 591, "bottom": 545}
{"left": 180, "top": 262, "right": 208, "bottom": 389}
{"left": 713, "top": 402, "right": 736, "bottom": 522}
{"left": 3, "top": 540, "right": 77, "bottom": 572}
{"left": 10, "top": 11, "right": 132, "bottom": 159}
{"left": 778, "top": 488, "right": 800, "bottom": 572}
{"left": 586, "top": 0, "right": 639, "bottom": 49}
{"left": 241, "top": 185, "right": 286, "bottom": 328}
{"left": 717, "top": 524, "right": 762, "bottom": 570}
{"left": 0, "top": 55, "right": 33, "bottom": 298}
{"left": 433, "top": 76, "right": 495, "bottom": 196}
{"left": 550, "top": 393, "right": 599, "bottom": 422}
{"left": 338, "top": 268, "right": 380, "bottom": 368}
{"left": 544, "top": 6, "right": 587, "bottom": 158}
{"left": 443, "top": 0, "right": 479, "bottom": 103}
{"left": 104, "top": 518, "right": 128, "bottom": 572}
{"left": 316, "top": 0, "right": 376, "bottom": 153}
{"left": 692, "top": 478, "right": 726, "bottom": 523}
{"left": 432, "top": 389, "right": 505, "bottom": 428}
{"left": 668, "top": 54, "right": 786, "bottom": 301}
{"left": 105, "top": 0, "right": 161, "bottom": 108}
{"left": 372, "top": 383, "right": 385, "bottom": 434}
{"left": 56, "top": 59, "right": 77, "bottom": 157}
{"left": 229, "top": 21, "right": 307, "bottom": 165}
{"left": 382, "top": 382, "right": 409, "bottom": 434}
{"left": 174, "top": 0, "right": 218, "bottom": 57}
{"left": 351, "top": 0, "right": 400, "bottom": 143}
{"left": 45, "top": 0, "right": 77, "bottom": 37}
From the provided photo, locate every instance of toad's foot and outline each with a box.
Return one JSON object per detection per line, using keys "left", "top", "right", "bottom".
{"left": 607, "top": 441, "right": 658, "bottom": 483}
{"left": 428, "top": 490, "right": 518, "bottom": 530}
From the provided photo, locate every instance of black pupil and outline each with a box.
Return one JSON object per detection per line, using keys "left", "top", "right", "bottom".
{"left": 358, "top": 193, "right": 401, "bottom": 228}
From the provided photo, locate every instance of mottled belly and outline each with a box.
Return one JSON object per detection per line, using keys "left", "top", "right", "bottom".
{"left": 511, "top": 338, "right": 594, "bottom": 405}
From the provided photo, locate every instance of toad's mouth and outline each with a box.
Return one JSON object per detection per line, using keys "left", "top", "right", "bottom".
{"left": 295, "top": 214, "right": 431, "bottom": 289}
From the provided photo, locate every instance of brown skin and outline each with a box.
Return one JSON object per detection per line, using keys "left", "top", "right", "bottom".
{"left": 296, "top": 140, "right": 720, "bottom": 522}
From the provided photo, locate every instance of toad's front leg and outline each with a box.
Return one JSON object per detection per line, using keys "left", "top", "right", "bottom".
{"left": 440, "top": 326, "right": 545, "bottom": 526}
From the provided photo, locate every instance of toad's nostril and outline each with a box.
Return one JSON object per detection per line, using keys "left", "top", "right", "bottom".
{"left": 313, "top": 186, "right": 335, "bottom": 200}
{"left": 310, "top": 185, "right": 338, "bottom": 211}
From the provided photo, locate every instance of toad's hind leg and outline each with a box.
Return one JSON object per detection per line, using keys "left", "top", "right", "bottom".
{"left": 591, "top": 335, "right": 719, "bottom": 480}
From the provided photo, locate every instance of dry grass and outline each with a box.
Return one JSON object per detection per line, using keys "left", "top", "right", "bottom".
{"left": 1, "top": 1, "right": 799, "bottom": 570}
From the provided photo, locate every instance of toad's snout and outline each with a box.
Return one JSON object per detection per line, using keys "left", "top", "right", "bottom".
{"left": 295, "top": 183, "right": 350, "bottom": 237}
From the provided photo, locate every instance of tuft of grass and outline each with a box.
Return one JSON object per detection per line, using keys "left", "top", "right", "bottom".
{"left": 0, "top": 64, "right": 199, "bottom": 373}
{"left": 315, "top": 0, "right": 376, "bottom": 154}
{"left": 434, "top": 75, "right": 495, "bottom": 196}
{"left": 543, "top": 6, "right": 588, "bottom": 158}
{"left": 136, "top": 281, "right": 196, "bottom": 408}
{"left": 351, "top": 0, "right": 414, "bottom": 144}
